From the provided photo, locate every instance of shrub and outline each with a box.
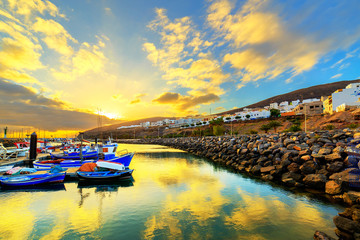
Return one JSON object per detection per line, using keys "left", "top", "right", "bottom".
{"left": 348, "top": 123, "right": 358, "bottom": 129}
{"left": 249, "top": 130, "right": 258, "bottom": 134}
{"left": 213, "top": 125, "right": 225, "bottom": 136}
{"left": 324, "top": 124, "right": 334, "bottom": 130}
{"left": 289, "top": 125, "right": 301, "bottom": 132}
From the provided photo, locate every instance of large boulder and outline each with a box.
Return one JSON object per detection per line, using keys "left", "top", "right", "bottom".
{"left": 300, "top": 161, "right": 318, "bottom": 174}
{"left": 303, "top": 174, "right": 327, "bottom": 189}
{"left": 327, "top": 161, "right": 344, "bottom": 173}
{"left": 333, "top": 215, "right": 360, "bottom": 234}
{"left": 325, "top": 180, "right": 343, "bottom": 195}
{"left": 325, "top": 152, "right": 342, "bottom": 162}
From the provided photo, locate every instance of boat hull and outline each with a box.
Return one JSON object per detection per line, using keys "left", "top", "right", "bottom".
{"left": 0, "top": 173, "right": 66, "bottom": 187}
{"left": 34, "top": 152, "right": 135, "bottom": 170}
{"left": 51, "top": 151, "right": 98, "bottom": 160}
{"left": 77, "top": 169, "right": 134, "bottom": 181}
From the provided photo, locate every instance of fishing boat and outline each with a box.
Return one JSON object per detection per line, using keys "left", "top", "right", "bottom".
{"left": 50, "top": 150, "right": 98, "bottom": 160}
{"left": 33, "top": 151, "right": 135, "bottom": 170}
{"left": 76, "top": 169, "right": 134, "bottom": 181}
{"left": 0, "top": 172, "right": 66, "bottom": 188}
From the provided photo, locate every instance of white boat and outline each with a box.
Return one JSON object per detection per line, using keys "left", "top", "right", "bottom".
{"left": 96, "top": 160, "right": 125, "bottom": 170}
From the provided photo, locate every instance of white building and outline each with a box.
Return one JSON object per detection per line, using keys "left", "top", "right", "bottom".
{"left": 269, "top": 103, "right": 279, "bottom": 109}
{"left": 332, "top": 83, "right": 360, "bottom": 112}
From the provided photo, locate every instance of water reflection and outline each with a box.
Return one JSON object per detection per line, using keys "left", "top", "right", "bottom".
{"left": 0, "top": 144, "right": 343, "bottom": 240}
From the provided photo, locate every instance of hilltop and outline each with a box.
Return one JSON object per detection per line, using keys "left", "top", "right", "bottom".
{"left": 220, "top": 79, "right": 360, "bottom": 115}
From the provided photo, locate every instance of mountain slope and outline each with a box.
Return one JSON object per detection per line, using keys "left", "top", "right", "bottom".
{"left": 220, "top": 79, "right": 360, "bottom": 115}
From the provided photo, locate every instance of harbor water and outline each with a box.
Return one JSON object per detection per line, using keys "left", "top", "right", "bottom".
{"left": 0, "top": 144, "right": 343, "bottom": 240}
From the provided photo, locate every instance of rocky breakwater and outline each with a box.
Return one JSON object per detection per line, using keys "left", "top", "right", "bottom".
{"left": 145, "top": 130, "right": 360, "bottom": 203}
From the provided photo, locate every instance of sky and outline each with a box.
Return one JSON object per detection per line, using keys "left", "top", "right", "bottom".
{"left": 1, "top": 0, "right": 360, "bottom": 136}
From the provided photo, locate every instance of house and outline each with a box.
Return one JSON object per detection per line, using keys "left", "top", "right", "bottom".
{"left": 293, "top": 101, "right": 323, "bottom": 115}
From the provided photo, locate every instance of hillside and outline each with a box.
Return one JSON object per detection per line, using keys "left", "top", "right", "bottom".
{"left": 86, "top": 117, "right": 176, "bottom": 133}
{"left": 220, "top": 79, "right": 360, "bottom": 115}
{"left": 84, "top": 79, "right": 360, "bottom": 135}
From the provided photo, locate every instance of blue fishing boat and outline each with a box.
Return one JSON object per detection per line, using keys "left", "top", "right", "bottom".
{"left": 0, "top": 172, "right": 66, "bottom": 188}
{"left": 77, "top": 169, "right": 134, "bottom": 181}
{"left": 33, "top": 152, "right": 135, "bottom": 170}
{"left": 50, "top": 151, "right": 98, "bottom": 160}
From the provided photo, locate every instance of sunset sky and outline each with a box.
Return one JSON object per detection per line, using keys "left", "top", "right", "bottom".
{"left": 1, "top": 0, "right": 360, "bottom": 135}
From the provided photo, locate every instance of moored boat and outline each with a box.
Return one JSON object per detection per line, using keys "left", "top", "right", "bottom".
{"left": 0, "top": 172, "right": 66, "bottom": 188}
{"left": 77, "top": 169, "right": 134, "bottom": 181}
{"left": 33, "top": 151, "right": 135, "bottom": 170}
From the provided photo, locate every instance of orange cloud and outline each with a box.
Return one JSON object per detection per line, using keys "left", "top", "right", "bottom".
{"left": 153, "top": 92, "right": 220, "bottom": 112}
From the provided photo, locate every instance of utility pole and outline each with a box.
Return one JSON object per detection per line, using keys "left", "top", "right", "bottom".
{"left": 304, "top": 104, "right": 307, "bottom": 133}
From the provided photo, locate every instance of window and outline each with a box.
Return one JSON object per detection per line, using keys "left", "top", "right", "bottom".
{"left": 300, "top": 107, "right": 303, "bottom": 110}
{"left": 310, "top": 106, "right": 314, "bottom": 109}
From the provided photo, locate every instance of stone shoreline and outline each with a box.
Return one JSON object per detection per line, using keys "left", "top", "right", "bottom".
{"left": 120, "top": 130, "right": 360, "bottom": 239}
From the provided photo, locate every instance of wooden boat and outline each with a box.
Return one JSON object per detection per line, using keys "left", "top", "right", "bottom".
{"left": 0, "top": 172, "right": 66, "bottom": 188}
{"left": 77, "top": 169, "right": 134, "bottom": 181}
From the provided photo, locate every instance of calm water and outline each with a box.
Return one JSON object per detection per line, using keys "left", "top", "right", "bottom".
{"left": 0, "top": 144, "right": 343, "bottom": 240}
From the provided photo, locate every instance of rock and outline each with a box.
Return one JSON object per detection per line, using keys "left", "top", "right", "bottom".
{"left": 293, "top": 145, "right": 302, "bottom": 151}
{"left": 301, "top": 155, "right": 312, "bottom": 161}
{"left": 325, "top": 180, "right": 343, "bottom": 195}
{"left": 260, "top": 166, "right": 276, "bottom": 173}
{"left": 327, "top": 161, "right": 344, "bottom": 173}
{"left": 261, "top": 174, "right": 274, "bottom": 181}
{"left": 318, "top": 138, "right": 332, "bottom": 144}
{"left": 339, "top": 208, "right": 354, "bottom": 219}
{"left": 329, "top": 168, "right": 356, "bottom": 183}
{"left": 312, "top": 153, "right": 325, "bottom": 160}
{"left": 288, "top": 162, "right": 300, "bottom": 173}
{"left": 313, "top": 231, "right": 336, "bottom": 240}
{"left": 284, "top": 138, "right": 295, "bottom": 146}
{"left": 325, "top": 152, "right": 342, "bottom": 162}
{"left": 282, "top": 178, "right": 296, "bottom": 186}
{"left": 353, "top": 208, "right": 360, "bottom": 223}
{"left": 318, "top": 148, "right": 332, "bottom": 155}
{"left": 333, "top": 215, "right": 360, "bottom": 234}
{"left": 299, "top": 149, "right": 311, "bottom": 156}
{"left": 300, "top": 161, "right": 318, "bottom": 174}
{"left": 303, "top": 174, "right": 327, "bottom": 189}
{"left": 334, "top": 228, "right": 354, "bottom": 240}
{"left": 282, "top": 172, "right": 302, "bottom": 182}
{"left": 343, "top": 192, "right": 360, "bottom": 205}
{"left": 250, "top": 165, "right": 262, "bottom": 175}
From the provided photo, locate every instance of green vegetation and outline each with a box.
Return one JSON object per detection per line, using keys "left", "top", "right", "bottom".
{"left": 213, "top": 125, "right": 225, "bottom": 136}
{"left": 270, "top": 109, "right": 281, "bottom": 118}
{"left": 260, "top": 124, "right": 271, "bottom": 133}
{"left": 209, "top": 117, "right": 223, "bottom": 126}
{"left": 249, "top": 130, "right": 258, "bottom": 134}
{"left": 268, "top": 121, "right": 282, "bottom": 133}
{"left": 288, "top": 125, "right": 302, "bottom": 132}
{"left": 348, "top": 123, "right": 358, "bottom": 129}
{"left": 324, "top": 124, "right": 334, "bottom": 130}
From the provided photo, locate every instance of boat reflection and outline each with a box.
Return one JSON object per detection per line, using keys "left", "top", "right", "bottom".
{"left": 0, "top": 183, "right": 66, "bottom": 192}
{"left": 77, "top": 178, "right": 135, "bottom": 192}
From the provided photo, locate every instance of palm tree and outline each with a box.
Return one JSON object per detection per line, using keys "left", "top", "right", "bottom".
{"left": 268, "top": 121, "right": 282, "bottom": 133}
